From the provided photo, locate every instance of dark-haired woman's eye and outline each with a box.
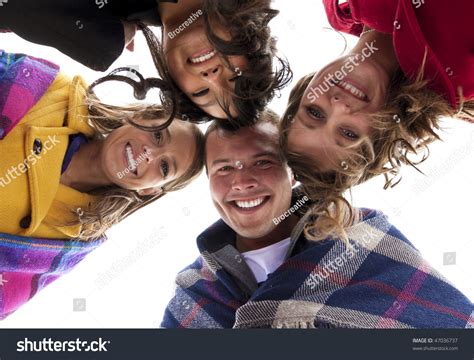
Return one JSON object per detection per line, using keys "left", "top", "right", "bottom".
{"left": 340, "top": 128, "right": 359, "bottom": 141}
{"left": 161, "top": 160, "right": 169, "bottom": 178}
{"left": 307, "top": 106, "right": 325, "bottom": 119}
{"left": 154, "top": 131, "right": 162, "bottom": 144}
{"left": 192, "top": 88, "right": 210, "bottom": 97}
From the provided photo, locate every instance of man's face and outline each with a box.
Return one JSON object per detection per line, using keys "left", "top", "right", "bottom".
{"left": 206, "top": 123, "right": 294, "bottom": 239}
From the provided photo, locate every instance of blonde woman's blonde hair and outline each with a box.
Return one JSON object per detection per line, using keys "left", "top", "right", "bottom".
{"left": 280, "top": 67, "right": 474, "bottom": 243}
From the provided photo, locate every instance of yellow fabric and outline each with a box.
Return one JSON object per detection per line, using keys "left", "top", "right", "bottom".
{"left": 0, "top": 73, "right": 95, "bottom": 239}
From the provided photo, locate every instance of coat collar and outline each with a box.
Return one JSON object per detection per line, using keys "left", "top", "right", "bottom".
{"left": 21, "top": 76, "right": 95, "bottom": 238}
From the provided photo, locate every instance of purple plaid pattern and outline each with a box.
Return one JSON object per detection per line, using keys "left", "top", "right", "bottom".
{"left": 0, "top": 232, "right": 105, "bottom": 320}
{"left": 0, "top": 50, "right": 59, "bottom": 139}
{"left": 162, "top": 210, "right": 474, "bottom": 329}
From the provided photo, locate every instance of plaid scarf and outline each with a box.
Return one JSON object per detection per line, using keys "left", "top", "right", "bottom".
{"left": 0, "top": 50, "right": 59, "bottom": 139}
{"left": 0, "top": 232, "right": 104, "bottom": 320}
{"left": 162, "top": 209, "right": 474, "bottom": 329}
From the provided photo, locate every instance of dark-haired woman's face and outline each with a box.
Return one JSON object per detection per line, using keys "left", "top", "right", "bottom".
{"left": 100, "top": 120, "right": 197, "bottom": 195}
{"left": 286, "top": 56, "right": 389, "bottom": 171}
{"left": 163, "top": 18, "right": 248, "bottom": 119}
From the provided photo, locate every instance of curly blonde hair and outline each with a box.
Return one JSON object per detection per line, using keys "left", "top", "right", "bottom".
{"left": 280, "top": 67, "right": 474, "bottom": 242}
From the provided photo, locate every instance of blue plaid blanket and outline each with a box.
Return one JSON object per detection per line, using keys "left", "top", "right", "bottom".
{"left": 162, "top": 209, "right": 474, "bottom": 328}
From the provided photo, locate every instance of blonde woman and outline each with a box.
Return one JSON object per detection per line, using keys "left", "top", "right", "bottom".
{"left": 0, "top": 50, "right": 205, "bottom": 241}
{"left": 279, "top": 0, "right": 473, "bottom": 241}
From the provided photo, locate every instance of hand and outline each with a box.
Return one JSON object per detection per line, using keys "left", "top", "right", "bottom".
{"left": 122, "top": 21, "right": 137, "bottom": 52}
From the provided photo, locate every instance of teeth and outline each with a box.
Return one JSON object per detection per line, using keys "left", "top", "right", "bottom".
{"left": 189, "top": 50, "right": 217, "bottom": 64}
{"left": 235, "top": 197, "right": 265, "bottom": 209}
{"left": 126, "top": 144, "right": 137, "bottom": 173}
{"left": 339, "top": 80, "right": 367, "bottom": 100}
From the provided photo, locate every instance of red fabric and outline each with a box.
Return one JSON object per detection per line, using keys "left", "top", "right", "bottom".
{"left": 323, "top": 0, "right": 474, "bottom": 109}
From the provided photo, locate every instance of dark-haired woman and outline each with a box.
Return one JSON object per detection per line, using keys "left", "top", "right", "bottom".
{"left": 0, "top": 0, "right": 292, "bottom": 127}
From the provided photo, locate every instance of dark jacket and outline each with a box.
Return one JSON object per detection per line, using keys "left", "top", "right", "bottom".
{"left": 0, "top": 0, "right": 177, "bottom": 71}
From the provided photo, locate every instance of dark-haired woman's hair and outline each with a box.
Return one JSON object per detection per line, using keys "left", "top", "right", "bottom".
{"left": 138, "top": 0, "right": 293, "bottom": 130}
{"left": 280, "top": 67, "right": 474, "bottom": 242}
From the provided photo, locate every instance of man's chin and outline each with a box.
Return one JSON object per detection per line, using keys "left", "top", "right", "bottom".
{"left": 231, "top": 224, "right": 274, "bottom": 240}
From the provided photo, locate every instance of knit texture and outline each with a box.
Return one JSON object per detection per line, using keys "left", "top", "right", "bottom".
{"left": 162, "top": 209, "right": 474, "bottom": 329}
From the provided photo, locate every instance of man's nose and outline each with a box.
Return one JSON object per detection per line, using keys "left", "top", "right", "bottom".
{"left": 231, "top": 169, "right": 258, "bottom": 191}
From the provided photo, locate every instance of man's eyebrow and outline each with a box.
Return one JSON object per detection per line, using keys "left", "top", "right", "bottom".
{"left": 252, "top": 151, "right": 279, "bottom": 159}
{"left": 211, "top": 158, "right": 232, "bottom": 167}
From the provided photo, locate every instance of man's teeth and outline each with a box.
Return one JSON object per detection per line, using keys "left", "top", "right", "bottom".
{"left": 189, "top": 50, "right": 217, "bottom": 64}
{"left": 126, "top": 144, "right": 137, "bottom": 173}
{"left": 338, "top": 80, "right": 367, "bottom": 100}
{"left": 235, "top": 197, "right": 265, "bottom": 209}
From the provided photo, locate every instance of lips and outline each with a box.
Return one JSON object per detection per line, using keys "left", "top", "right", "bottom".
{"left": 125, "top": 142, "right": 138, "bottom": 175}
{"left": 188, "top": 48, "right": 217, "bottom": 64}
{"left": 336, "top": 79, "right": 370, "bottom": 102}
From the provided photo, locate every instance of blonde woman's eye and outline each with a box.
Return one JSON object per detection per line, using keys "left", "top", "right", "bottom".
{"left": 307, "top": 106, "right": 325, "bottom": 119}
{"left": 341, "top": 128, "right": 359, "bottom": 140}
{"left": 154, "top": 131, "right": 162, "bottom": 144}
{"left": 161, "top": 160, "right": 169, "bottom": 177}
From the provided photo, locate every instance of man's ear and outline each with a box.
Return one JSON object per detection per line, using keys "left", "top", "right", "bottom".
{"left": 137, "top": 187, "right": 164, "bottom": 197}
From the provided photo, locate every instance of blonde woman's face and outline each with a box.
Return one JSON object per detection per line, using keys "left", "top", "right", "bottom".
{"left": 100, "top": 121, "right": 196, "bottom": 195}
{"left": 287, "top": 57, "right": 388, "bottom": 172}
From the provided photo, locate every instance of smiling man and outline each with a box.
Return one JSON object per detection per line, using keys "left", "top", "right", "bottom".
{"left": 205, "top": 112, "right": 298, "bottom": 253}
{"left": 161, "top": 112, "right": 474, "bottom": 329}
{"left": 161, "top": 110, "right": 308, "bottom": 328}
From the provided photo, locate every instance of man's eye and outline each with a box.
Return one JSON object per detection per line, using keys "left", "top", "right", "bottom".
{"left": 218, "top": 166, "right": 233, "bottom": 173}
{"left": 161, "top": 160, "right": 169, "bottom": 177}
{"left": 340, "top": 128, "right": 359, "bottom": 141}
{"left": 307, "top": 107, "right": 325, "bottom": 119}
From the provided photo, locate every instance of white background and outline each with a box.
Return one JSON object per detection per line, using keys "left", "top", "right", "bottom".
{"left": 1, "top": 0, "right": 473, "bottom": 327}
